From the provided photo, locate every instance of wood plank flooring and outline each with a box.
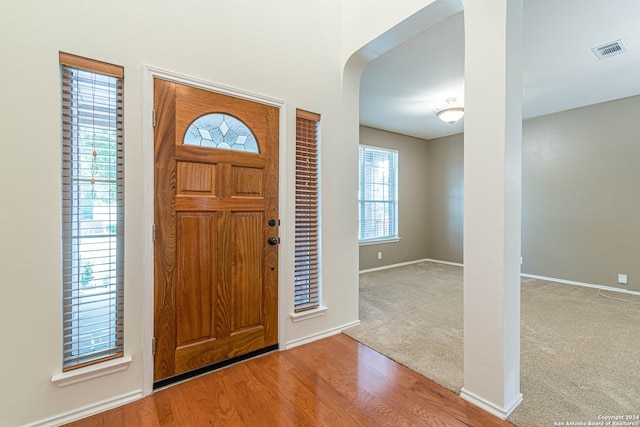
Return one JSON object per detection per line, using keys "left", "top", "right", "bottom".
{"left": 65, "top": 334, "right": 513, "bottom": 426}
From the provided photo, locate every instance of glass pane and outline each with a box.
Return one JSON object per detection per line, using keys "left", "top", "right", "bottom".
{"left": 184, "top": 113, "right": 259, "bottom": 153}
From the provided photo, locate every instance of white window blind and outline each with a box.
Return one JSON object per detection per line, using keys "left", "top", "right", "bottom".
{"left": 359, "top": 146, "right": 398, "bottom": 243}
{"left": 294, "top": 110, "right": 321, "bottom": 312}
{"left": 60, "top": 52, "right": 124, "bottom": 370}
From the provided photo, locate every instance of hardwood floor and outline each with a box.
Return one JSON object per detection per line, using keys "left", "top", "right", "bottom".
{"left": 65, "top": 334, "right": 513, "bottom": 426}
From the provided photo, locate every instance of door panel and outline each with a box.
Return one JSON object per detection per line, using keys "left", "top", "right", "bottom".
{"left": 231, "top": 212, "right": 263, "bottom": 330}
{"left": 233, "top": 167, "right": 263, "bottom": 197}
{"left": 154, "top": 78, "right": 279, "bottom": 382}
{"left": 176, "top": 213, "right": 216, "bottom": 346}
{"left": 177, "top": 162, "right": 216, "bottom": 194}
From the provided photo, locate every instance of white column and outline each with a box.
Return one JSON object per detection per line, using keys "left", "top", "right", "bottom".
{"left": 461, "top": 0, "right": 524, "bottom": 419}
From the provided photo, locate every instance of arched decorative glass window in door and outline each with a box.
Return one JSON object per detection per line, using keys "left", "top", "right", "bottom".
{"left": 183, "top": 113, "right": 259, "bottom": 153}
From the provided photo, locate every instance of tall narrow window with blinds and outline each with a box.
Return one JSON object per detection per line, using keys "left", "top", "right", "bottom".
{"left": 359, "top": 146, "right": 398, "bottom": 243}
{"left": 294, "top": 110, "right": 321, "bottom": 312}
{"left": 60, "top": 52, "right": 124, "bottom": 370}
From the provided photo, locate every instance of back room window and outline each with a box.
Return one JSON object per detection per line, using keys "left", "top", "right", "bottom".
{"left": 358, "top": 145, "right": 398, "bottom": 244}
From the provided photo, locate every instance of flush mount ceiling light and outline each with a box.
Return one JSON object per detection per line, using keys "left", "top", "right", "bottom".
{"left": 434, "top": 98, "right": 464, "bottom": 124}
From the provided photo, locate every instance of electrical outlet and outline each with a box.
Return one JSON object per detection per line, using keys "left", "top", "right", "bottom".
{"left": 377, "top": 252, "right": 382, "bottom": 260}
{"left": 618, "top": 274, "right": 628, "bottom": 285}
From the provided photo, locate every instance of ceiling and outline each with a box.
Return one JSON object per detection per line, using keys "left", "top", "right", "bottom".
{"left": 359, "top": 0, "right": 640, "bottom": 140}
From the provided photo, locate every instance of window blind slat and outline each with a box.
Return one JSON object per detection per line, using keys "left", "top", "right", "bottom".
{"left": 60, "top": 52, "right": 125, "bottom": 371}
{"left": 294, "top": 110, "right": 321, "bottom": 313}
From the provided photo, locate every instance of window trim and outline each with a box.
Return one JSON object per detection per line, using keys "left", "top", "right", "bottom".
{"left": 358, "top": 144, "right": 399, "bottom": 244}
{"left": 290, "top": 306, "right": 328, "bottom": 323}
{"left": 358, "top": 237, "right": 401, "bottom": 247}
{"left": 51, "top": 355, "right": 132, "bottom": 387}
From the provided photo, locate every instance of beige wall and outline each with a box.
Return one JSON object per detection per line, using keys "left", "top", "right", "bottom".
{"left": 426, "top": 133, "right": 464, "bottom": 263}
{"left": 522, "top": 95, "right": 640, "bottom": 291}
{"left": 370, "top": 95, "right": 640, "bottom": 292}
{"left": 359, "top": 126, "right": 430, "bottom": 270}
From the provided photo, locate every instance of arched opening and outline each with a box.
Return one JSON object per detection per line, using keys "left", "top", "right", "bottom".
{"left": 342, "top": 0, "right": 526, "bottom": 420}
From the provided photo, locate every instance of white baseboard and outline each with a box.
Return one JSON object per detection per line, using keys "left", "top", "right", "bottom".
{"left": 522, "top": 273, "right": 640, "bottom": 296}
{"left": 360, "top": 258, "right": 639, "bottom": 297}
{"left": 460, "top": 388, "right": 523, "bottom": 420}
{"left": 24, "top": 389, "right": 143, "bottom": 427}
{"left": 421, "top": 258, "right": 464, "bottom": 267}
{"left": 284, "top": 320, "right": 361, "bottom": 350}
{"left": 359, "top": 257, "right": 463, "bottom": 274}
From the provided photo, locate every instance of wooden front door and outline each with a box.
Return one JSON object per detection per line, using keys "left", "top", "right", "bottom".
{"left": 153, "top": 79, "right": 279, "bottom": 382}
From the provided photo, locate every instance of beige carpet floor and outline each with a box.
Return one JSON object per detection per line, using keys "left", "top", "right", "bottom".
{"left": 343, "top": 261, "right": 640, "bottom": 427}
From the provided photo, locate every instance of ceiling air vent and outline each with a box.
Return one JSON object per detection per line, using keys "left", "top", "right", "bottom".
{"left": 591, "top": 39, "right": 628, "bottom": 60}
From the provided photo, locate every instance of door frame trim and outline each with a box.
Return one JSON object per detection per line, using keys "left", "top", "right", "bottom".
{"left": 142, "top": 65, "right": 287, "bottom": 396}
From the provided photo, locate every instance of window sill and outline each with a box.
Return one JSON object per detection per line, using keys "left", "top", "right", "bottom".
{"left": 290, "top": 306, "right": 328, "bottom": 323}
{"left": 51, "top": 355, "right": 132, "bottom": 387}
{"left": 359, "top": 237, "right": 401, "bottom": 246}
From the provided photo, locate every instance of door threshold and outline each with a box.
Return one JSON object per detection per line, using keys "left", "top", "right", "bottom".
{"left": 153, "top": 344, "right": 279, "bottom": 390}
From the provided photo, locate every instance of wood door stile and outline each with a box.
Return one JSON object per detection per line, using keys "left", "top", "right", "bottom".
{"left": 153, "top": 79, "right": 177, "bottom": 380}
{"left": 154, "top": 78, "right": 279, "bottom": 382}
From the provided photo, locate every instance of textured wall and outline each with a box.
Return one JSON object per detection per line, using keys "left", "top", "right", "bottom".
{"left": 426, "top": 133, "right": 464, "bottom": 263}
{"left": 522, "top": 95, "right": 640, "bottom": 291}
